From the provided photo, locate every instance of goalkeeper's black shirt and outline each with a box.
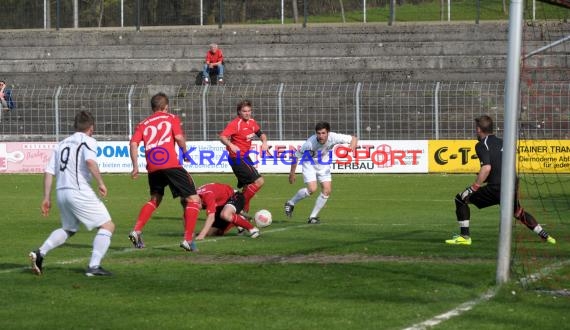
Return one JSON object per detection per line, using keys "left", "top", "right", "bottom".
{"left": 475, "top": 134, "right": 503, "bottom": 186}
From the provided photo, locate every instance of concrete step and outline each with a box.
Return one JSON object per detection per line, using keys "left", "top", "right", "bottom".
{"left": 4, "top": 40, "right": 565, "bottom": 60}
{"left": 1, "top": 53, "right": 566, "bottom": 73}
{"left": 1, "top": 22, "right": 566, "bottom": 47}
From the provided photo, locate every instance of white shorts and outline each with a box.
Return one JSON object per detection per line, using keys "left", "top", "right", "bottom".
{"left": 56, "top": 188, "right": 111, "bottom": 232}
{"left": 301, "top": 163, "right": 332, "bottom": 183}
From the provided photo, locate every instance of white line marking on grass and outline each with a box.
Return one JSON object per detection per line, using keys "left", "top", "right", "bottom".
{"left": 402, "top": 258, "right": 570, "bottom": 330}
{"left": 402, "top": 288, "right": 498, "bottom": 330}
{"left": 1, "top": 224, "right": 312, "bottom": 274}
{"left": 518, "top": 259, "right": 570, "bottom": 286}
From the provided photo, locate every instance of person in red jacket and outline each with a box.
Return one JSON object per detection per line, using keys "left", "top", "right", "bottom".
{"left": 202, "top": 43, "right": 224, "bottom": 84}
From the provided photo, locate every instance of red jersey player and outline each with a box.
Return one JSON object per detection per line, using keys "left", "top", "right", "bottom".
{"left": 128, "top": 92, "right": 201, "bottom": 252}
{"left": 219, "top": 100, "right": 269, "bottom": 212}
{"left": 195, "top": 183, "right": 260, "bottom": 240}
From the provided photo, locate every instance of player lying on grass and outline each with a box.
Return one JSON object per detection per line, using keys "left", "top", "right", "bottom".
{"left": 446, "top": 115, "right": 556, "bottom": 246}
{"left": 195, "top": 183, "right": 260, "bottom": 240}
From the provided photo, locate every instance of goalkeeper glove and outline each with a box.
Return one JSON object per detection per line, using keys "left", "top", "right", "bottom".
{"left": 460, "top": 183, "right": 480, "bottom": 202}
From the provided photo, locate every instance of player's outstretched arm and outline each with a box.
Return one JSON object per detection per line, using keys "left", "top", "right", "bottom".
{"left": 259, "top": 133, "right": 269, "bottom": 152}
{"left": 129, "top": 141, "right": 139, "bottom": 179}
{"left": 349, "top": 135, "right": 359, "bottom": 154}
{"left": 41, "top": 173, "right": 54, "bottom": 217}
{"left": 86, "top": 159, "right": 107, "bottom": 197}
{"left": 196, "top": 213, "right": 216, "bottom": 240}
{"left": 174, "top": 134, "right": 188, "bottom": 160}
{"left": 289, "top": 160, "right": 298, "bottom": 184}
{"left": 220, "top": 135, "right": 239, "bottom": 154}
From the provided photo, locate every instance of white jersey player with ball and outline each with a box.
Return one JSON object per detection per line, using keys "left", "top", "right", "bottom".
{"left": 284, "top": 121, "right": 358, "bottom": 224}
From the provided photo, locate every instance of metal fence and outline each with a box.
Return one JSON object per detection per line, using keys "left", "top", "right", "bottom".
{"left": 1, "top": 81, "right": 569, "bottom": 142}
{"left": 1, "top": 0, "right": 567, "bottom": 30}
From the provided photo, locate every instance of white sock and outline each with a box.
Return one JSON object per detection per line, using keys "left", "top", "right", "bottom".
{"left": 533, "top": 225, "right": 543, "bottom": 234}
{"left": 39, "top": 228, "right": 69, "bottom": 256}
{"left": 89, "top": 229, "right": 113, "bottom": 268}
{"left": 310, "top": 193, "right": 329, "bottom": 218}
{"left": 458, "top": 220, "right": 470, "bottom": 228}
{"left": 289, "top": 187, "right": 311, "bottom": 205}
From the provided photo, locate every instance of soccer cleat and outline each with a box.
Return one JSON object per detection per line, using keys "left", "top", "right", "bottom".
{"left": 249, "top": 227, "right": 260, "bottom": 238}
{"left": 180, "top": 240, "right": 198, "bottom": 252}
{"left": 546, "top": 236, "right": 556, "bottom": 245}
{"left": 128, "top": 231, "right": 145, "bottom": 249}
{"left": 445, "top": 235, "right": 472, "bottom": 245}
{"left": 85, "top": 266, "right": 113, "bottom": 277}
{"left": 307, "top": 217, "right": 320, "bottom": 224}
{"left": 284, "top": 202, "right": 294, "bottom": 218}
{"left": 236, "top": 226, "right": 246, "bottom": 236}
{"left": 29, "top": 250, "right": 43, "bottom": 275}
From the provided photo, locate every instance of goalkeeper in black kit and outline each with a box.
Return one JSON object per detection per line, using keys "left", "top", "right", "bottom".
{"left": 446, "top": 115, "right": 556, "bottom": 245}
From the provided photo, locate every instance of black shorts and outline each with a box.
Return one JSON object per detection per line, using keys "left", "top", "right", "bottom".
{"left": 212, "top": 192, "right": 246, "bottom": 229}
{"left": 470, "top": 181, "right": 522, "bottom": 211}
{"left": 148, "top": 167, "right": 197, "bottom": 199}
{"left": 469, "top": 184, "right": 500, "bottom": 209}
{"left": 230, "top": 155, "right": 261, "bottom": 188}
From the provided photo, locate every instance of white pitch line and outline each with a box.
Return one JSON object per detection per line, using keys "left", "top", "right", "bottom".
{"left": 0, "top": 223, "right": 313, "bottom": 274}
{"left": 402, "top": 288, "right": 498, "bottom": 330}
{"left": 402, "top": 258, "right": 570, "bottom": 330}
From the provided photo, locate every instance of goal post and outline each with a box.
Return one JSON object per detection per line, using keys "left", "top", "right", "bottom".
{"left": 497, "top": 0, "right": 524, "bottom": 285}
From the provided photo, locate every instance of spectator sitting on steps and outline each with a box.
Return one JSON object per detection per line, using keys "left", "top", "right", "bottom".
{"left": 202, "top": 43, "right": 224, "bottom": 85}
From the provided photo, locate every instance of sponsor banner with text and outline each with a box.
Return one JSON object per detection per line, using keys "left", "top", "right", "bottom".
{"left": 14, "top": 140, "right": 570, "bottom": 174}
{"left": 0, "top": 140, "right": 429, "bottom": 174}
{"left": 0, "top": 142, "right": 56, "bottom": 173}
{"left": 428, "top": 140, "right": 570, "bottom": 173}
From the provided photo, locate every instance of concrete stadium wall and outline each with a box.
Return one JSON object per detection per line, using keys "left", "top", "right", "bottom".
{"left": 0, "top": 21, "right": 568, "bottom": 85}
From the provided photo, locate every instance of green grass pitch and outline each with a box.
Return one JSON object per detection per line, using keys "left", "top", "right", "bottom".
{"left": 0, "top": 173, "right": 568, "bottom": 329}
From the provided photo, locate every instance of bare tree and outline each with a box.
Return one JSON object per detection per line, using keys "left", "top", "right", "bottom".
{"left": 339, "top": 0, "right": 345, "bottom": 23}
{"left": 292, "top": 0, "right": 298, "bottom": 23}
{"left": 97, "top": 0, "right": 104, "bottom": 27}
{"left": 240, "top": 0, "right": 247, "bottom": 23}
{"left": 502, "top": 0, "right": 508, "bottom": 15}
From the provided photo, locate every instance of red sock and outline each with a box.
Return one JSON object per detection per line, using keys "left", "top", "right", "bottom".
{"left": 183, "top": 201, "right": 201, "bottom": 241}
{"left": 242, "top": 184, "right": 261, "bottom": 212}
{"left": 134, "top": 200, "right": 157, "bottom": 232}
{"left": 232, "top": 214, "right": 254, "bottom": 230}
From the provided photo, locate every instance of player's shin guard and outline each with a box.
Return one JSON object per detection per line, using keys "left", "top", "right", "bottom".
{"left": 455, "top": 195, "right": 470, "bottom": 236}
{"left": 231, "top": 214, "right": 254, "bottom": 230}
{"left": 243, "top": 183, "right": 261, "bottom": 212}
{"left": 183, "top": 201, "right": 201, "bottom": 241}
{"left": 515, "top": 207, "right": 550, "bottom": 239}
{"left": 134, "top": 200, "right": 157, "bottom": 232}
{"left": 310, "top": 193, "right": 329, "bottom": 218}
{"left": 39, "top": 228, "right": 70, "bottom": 256}
{"left": 89, "top": 229, "right": 112, "bottom": 268}
{"left": 290, "top": 187, "right": 311, "bottom": 204}
{"left": 455, "top": 194, "right": 470, "bottom": 221}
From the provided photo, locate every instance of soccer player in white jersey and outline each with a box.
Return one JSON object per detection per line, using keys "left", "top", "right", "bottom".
{"left": 29, "top": 111, "right": 116, "bottom": 276}
{"left": 284, "top": 121, "right": 358, "bottom": 223}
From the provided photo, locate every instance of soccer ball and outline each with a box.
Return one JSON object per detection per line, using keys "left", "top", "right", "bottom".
{"left": 254, "top": 209, "right": 272, "bottom": 228}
